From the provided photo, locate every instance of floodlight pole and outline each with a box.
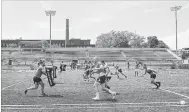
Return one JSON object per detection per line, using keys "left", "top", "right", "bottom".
{"left": 50, "top": 15, "right": 51, "bottom": 48}
{"left": 170, "top": 6, "right": 182, "bottom": 55}
{"left": 45, "top": 10, "right": 56, "bottom": 48}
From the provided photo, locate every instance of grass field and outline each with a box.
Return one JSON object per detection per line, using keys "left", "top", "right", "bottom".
{"left": 1, "top": 66, "right": 189, "bottom": 112}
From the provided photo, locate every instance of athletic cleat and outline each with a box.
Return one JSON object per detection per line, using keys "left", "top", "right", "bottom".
{"left": 92, "top": 97, "right": 100, "bottom": 100}
{"left": 156, "top": 82, "right": 161, "bottom": 88}
{"left": 158, "top": 82, "right": 161, "bottom": 87}
{"left": 112, "top": 92, "right": 117, "bottom": 99}
{"left": 24, "top": 90, "right": 28, "bottom": 94}
{"left": 116, "top": 92, "right": 120, "bottom": 95}
{"left": 41, "top": 93, "right": 48, "bottom": 96}
{"left": 105, "top": 85, "right": 110, "bottom": 89}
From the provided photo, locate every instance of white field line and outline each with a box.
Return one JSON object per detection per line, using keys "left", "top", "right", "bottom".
{"left": 1, "top": 81, "right": 27, "bottom": 90}
{"left": 1, "top": 105, "right": 189, "bottom": 110}
{"left": 52, "top": 101, "right": 181, "bottom": 106}
{"left": 146, "top": 83, "right": 189, "bottom": 99}
{"left": 2, "top": 105, "right": 41, "bottom": 107}
{"left": 1, "top": 101, "right": 183, "bottom": 108}
{"left": 2, "top": 101, "right": 186, "bottom": 108}
{"left": 137, "top": 77, "right": 189, "bottom": 99}
{"left": 163, "top": 87, "right": 189, "bottom": 89}
{"left": 1, "top": 77, "right": 47, "bottom": 90}
{"left": 160, "top": 88, "right": 189, "bottom": 99}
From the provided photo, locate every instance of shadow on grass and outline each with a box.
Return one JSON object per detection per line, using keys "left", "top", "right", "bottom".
{"left": 94, "top": 98, "right": 118, "bottom": 102}
{"left": 28, "top": 94, "right": 64, "bottom": 98}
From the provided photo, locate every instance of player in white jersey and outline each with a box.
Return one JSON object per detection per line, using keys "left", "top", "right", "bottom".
{"left": 92, "top": 61, "right": 118, "bottom": 100}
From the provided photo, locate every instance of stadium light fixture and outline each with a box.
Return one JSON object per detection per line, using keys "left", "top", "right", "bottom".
{"left": 45, "top": 10, "right": 56, "bottom": 48}
{"left": 170, "top": 6, "right": 182, "bottom": 55}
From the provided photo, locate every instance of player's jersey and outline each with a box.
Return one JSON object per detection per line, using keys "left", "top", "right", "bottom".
{"left": 135, "top": 64, "right": 139, "bottom": 69}
{"left": 143, "top": 66, "right": 147, "bottom": 70}
{"left": 35, "top": 66, "right": 45, "bottom": 78}
{"left": 115, "top": 65, "right": 120, "bottom": 71}
{"left": 97, "top": 65, "right": 106, "bottom": 76}
{"left": 146, "top": 69, "right": 156, "bottom": 74}
{"left": 85, "top": 64, "right": 90, "bottom": 71}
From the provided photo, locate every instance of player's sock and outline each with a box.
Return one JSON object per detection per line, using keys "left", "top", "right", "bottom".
{"left": 105, "top": 85, "right": 110, "bottom": 89}
{"left": 24, "top": 90, "right": 28, "bottom": 94}
{"left": 92, "top": 92, "right": 100, "bottom": 100}
{"left": 159, "top": 82, "right": 161, "bottom": 87}
{"left": 112, "top": 92, "right": 117, "bottom": 99}
{"left": 156, "top": 82, "right": 161, "bottom": 87}
{"left": 155, "top": 83, "right": 159, "bottom": 89}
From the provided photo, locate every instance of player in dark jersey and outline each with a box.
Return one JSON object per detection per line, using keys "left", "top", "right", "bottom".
{"left": 83, "top": 62, "right": 91, "bottom": 81}
{"left": 83, "top": 61, "right": 96, "bottom": 81}
{"left": 60, "top": 61, "right": 66, "bottom": 72}
{"left": 101, "top": 61, "right": 111, "bottom": 90}
{"left": 111, "top": 64, "right": 127, "bottom": 79}
{"left": 127, "top": 61, "right": 130, "bottom": 70}
{"left": 142, "top": 64, "right": 161, "bottom": 89}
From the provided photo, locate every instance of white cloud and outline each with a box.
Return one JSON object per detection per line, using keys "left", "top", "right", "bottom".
{"left": 39, "top": 1, "right": 53, "bottom": 10}
{"left": 180, "top": 3, "right": 189, "bottom": 11}
{"left": 31, "top": 20, "right": 48, "bottom": 29}
{"left": 144, "top": 8, "right": 155, "bottom": 13}
{"left": 161, "top": 29, "right": 189, "bottom": 50}
{"left": 117, "top": 1, "right": 141, "bottom": 10}
{"left": 84, "top": 17, "right": 107, "bottom": 23}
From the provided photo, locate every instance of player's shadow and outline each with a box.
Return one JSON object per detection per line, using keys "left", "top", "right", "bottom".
{"left": 28, "top": 94, "right": 64, "bottom": 98}
{"left": 99, "top": 98, "right": 118, "bottom": 102}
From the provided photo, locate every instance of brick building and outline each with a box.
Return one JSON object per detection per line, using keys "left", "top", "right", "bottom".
{"left": 1, "top": 39, "right": 95, "bottom": 48}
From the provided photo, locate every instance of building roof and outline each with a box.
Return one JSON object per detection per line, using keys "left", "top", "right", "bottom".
{"left": 20, "top": 41, "right": 42, "bottom": 45}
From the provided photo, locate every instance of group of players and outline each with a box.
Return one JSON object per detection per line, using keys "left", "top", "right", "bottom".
{"left": 24, "top": 59, "right": 161, "bottom": 100}
{"left": 82, "top": 60, "right": 161, "bottom": 100}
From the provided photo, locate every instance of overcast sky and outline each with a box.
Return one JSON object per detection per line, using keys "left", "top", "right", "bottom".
{"left": 2, "top": 1, "right": 189, "bottom": 49}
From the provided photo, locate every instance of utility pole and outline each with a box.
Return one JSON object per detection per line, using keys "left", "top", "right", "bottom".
{"left": 170, "top": 6, "right": 182, "bottom": 55}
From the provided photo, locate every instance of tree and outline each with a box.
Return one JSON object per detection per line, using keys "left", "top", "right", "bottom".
{"left": 95, "top": 30, "right": 134, "bottom": 48}
{"left": 157, "top": 40, "right": 169, "bottom": 48}
{"left": 129, "top": 36, "right": 146, "bottom": 48}
{"left": 181, "top": 52, "right": 189, "bottom": 60}
{"left": 147, "top": 36, "right": 159, "bottom": 48}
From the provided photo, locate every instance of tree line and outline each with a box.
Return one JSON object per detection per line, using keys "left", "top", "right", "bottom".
{"left": 95, "top": 30, "right": 169, "bottom": 48}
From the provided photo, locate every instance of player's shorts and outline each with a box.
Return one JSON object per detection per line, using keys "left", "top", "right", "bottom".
{"left": 85, "top": 70, "right": 93, "bottom": 75}
{"left": 33, "top": 76, "right": 42, "bottom": 84}
{"left": 97, "top": 75, "right": 106, "bottom": 84}
{"left": 150, "top": 74, "right": 156, "bottom": 79}
{"left": 118, "top": 69, "right": 122, "bottom": 73}
{"left": 106, "top": 76, "right": 111, "bottom": 82}
{"left": 85, "top": 70, "right": 90, "bottom": 75}
{"left": 135, "top": 69, "right": 139, "bottom": 72}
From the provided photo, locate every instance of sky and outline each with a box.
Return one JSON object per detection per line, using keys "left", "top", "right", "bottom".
{"left": 1, "top": 1, "right": 189, "bottom": 50}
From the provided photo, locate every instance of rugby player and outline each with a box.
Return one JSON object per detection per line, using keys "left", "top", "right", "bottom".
{"left": 142, "top": 64, "right": 161, "bottom": 89}
{"left": 60, "top": 61, "right": 66, "bottom": 72}
{"left": 24, "top": 60, "right": 47, "bottom": 96}
{"left": 92, "top": 61, "right": 118, "bottom": 100}
{"left": 111, "top": 64, "right": 127, "bottom": 79}
{"left": 134, "top": 61, "right": 140, "bottom": 77}
{"left": 83, "top": 61, "right": 91, "bottom": 81}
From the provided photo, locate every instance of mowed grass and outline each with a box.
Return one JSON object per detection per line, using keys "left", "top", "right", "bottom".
{"left": 1, "top": 67, "right": 189, "bottom": 112}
